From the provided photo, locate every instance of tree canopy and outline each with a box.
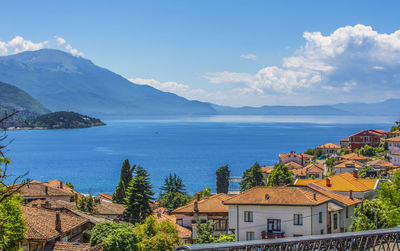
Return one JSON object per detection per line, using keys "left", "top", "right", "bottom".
{"left": 216, "top": 165, "right": 230, "bottom": 194}
{"left": 113, "top": 159, "right": 135, "bottom": 204}
{"left": 240, "top": 162, "right": 265, "bottom": 191}
{"left": 266, "top": 163, "right": 294, "bottom": 186}
{"left": 159, "top": 173, "right": 189, "bottom": 211}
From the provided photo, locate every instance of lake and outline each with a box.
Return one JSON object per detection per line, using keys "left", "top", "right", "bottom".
{"left": 4, "top": 115, "right": 396, "bottom": 195}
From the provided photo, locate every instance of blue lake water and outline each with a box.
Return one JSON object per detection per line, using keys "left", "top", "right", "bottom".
{"left": 4, "top": 115, "right": 396, "bottom": 195}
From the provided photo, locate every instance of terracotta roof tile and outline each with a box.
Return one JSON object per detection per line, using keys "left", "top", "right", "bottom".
{"left": 53, "top": 242, "right": 90, "bottom": 251}
{"left": 45, "top": 180, "right": 78, "bottom": 195}
{"left": 316, "top": 143, "right": 340, "bottom": 149}
{"left": 261, "top": 166, "right": 274, "bottom": 174}
{"left": 294, "top": 179, "right": 318, "bottom": 186}
{"left": 15, "top": 181, "right": 73, "bottom": 198}
{"left": 98, "top": 193, "right": 113, "bottom": 201}
{"left": 366, "top": 159, "right": 395, "bottom": 167}
{"left": 154, "top": 213, "right": 192, "bottom": 239}
{"left": 341, "top": 153, "right": 371, "bottom": 161}
{"left": 223, "top": 186, "right": 331, "bottom": 206}
{"left": 172, "top": 194, "right": 231, "bottom": 214}
{"left": 387, "top": 136, "right": 400, "bottom": 142}
{"left": 23, "top": 206, "right": 88, "bottom": 240}
{"left": 285, "top": 161, "right": 303, "bottom": 169}
{"left": 335, "top": 160, "right": 364, "bottom": 169}
{"left": 306, "top": 184, "right": 360, "bottom": 206}
{"left": 393, "top": 151, "right": 400, "bottom": 156}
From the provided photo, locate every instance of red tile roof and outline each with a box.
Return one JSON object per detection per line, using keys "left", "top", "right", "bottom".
{"left": 341, "top": 153, "right": 371, "bottom": 161}
{"left": 154, "top": 213, "right": 192, "bottom": 239}
{"left": 261, "top": 166, "right": 274, "bottom": 174}
{"left": 172, "top": 194, "right": 231, "bottom": 214}
{"left": 316, "top": 143, "right": 340, "bottom": 149}
{"left": 387, "top": 136, "right": 400, "bottom": 142}
{"left": 98, "top": 193, "right": 113, "bottom": 201}
{"left": 53, "top": 242, "right": 90, "bottom": 251}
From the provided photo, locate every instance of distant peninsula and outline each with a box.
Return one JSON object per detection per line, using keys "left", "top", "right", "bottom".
{"left": 21, "top": 111, "right": 106, "bottom": 129}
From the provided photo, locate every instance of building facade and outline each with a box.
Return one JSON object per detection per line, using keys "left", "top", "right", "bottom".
{"left": 348, "top": 129, "right": 389, "bottom": 150}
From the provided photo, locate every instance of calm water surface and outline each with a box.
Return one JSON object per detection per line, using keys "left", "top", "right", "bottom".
{"left": 5, "top": 115, "right": 396, "bottom": 195}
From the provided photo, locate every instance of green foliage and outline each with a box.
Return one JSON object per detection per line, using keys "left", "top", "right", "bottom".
{"left": 124, "top": 166, "right": 154, "bottom": 224}
{"left": 104, "top": 227, "right": 138, "bottom": 251}
{"left": 0, "top": 195, "right": 26, "bottom": 250}
{"left": 77, "top": 192, "right": 96, "bottom": 213}
{"left": 379, "top": 170, "right": 400, "bottom": 208}
{"left": 266, "top": 163, "right": 294, "bottom": 187}
{"left": 304, "top": 148, "right": 315, "bottom": 155}
{"left": 23, "top": 111, "right": 105, "bottom": 129}
{"left": 200, "top": 187, "right": 212, "bottom": 197}
{"left": 314, "top": 148, "right": 323, "bottom": 158}
{"left": 216, "top": 165, "right": 230, "bottom": 194}
{"left": 134, "top": 216, "right": 182, "bottom": 251}
{"left": 341, "top": 147, "right": 350, "bottom": 155}
{"left": 356, "top": 145, "right": 387, "bottom": 158}
{"left": 240, "top": 162, "right": 265, "bottom": 191}
{"left": 350, "top": 199, "right": 400, "bottom": 231}
{"left": 325, "top": 157, "right": 335, "bottom": 173}
{"left": 358, "top": 166, "right": 372, "bottom": 178}
{"left": 195, "top": 220, "right": 216, "bottom": 244}
{"left": 65, "top": 181, "right": 74, "bottom": 190}
{"left": 89, "top": 222, "right": 134, "bottom": 247}
{"left": 215, "top": 234, "right": 235, "bottom": 243}
{"left": 113, "top": 159, "right": 135, "bottom": 204}
{"left": 159, "top": 173, "right": 188, "bottom": 211}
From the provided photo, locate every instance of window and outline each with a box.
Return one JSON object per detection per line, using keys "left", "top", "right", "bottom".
{"left": 244, "top": 211, "right": 253, "bottom": 222}
{"left": 294, "top": 214, "right": 303, "bottom": 225}
{"left": 177, "top": 218, "right": 183, "bottom": 226}
{"left": 319, "top": 212, "right": 323, "bottom": 224}
{"left": 213, "top": 219, "right": 228, "bottom": 231}
{"left": 267, "top": 219, "right": 281, "bottom": 232}
{"left": 246, "top": 232, "right": 255, "bottom": 241}
{"left": 333, "top": 213, "right": 338, "bottom": 230}
{"left": 320, "top": 229, "right": 324, "bottom": 234}
{"left": 346, "top": 207, "right": 349, "bottom": 218}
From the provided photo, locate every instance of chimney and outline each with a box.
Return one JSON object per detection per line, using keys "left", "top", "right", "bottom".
{"left": 44, "top": 186, "right": 48, "bottom": 195}
{"left": 313, "top": 193, "right": 317, "bottom": 200}
{"left": 55, "top": 213, "right": 62, "bottom": 232}
{"left": 26, "top": 178, "right": 30, "bottom": 188}
{"left": 353, "top": 170, "right": 358, "bottom": 178}
{"left": 60, "top": 182, "right": 63, "bottom": 189}
{"left": 326, "top": 177, "right": 331, "bottom": 187}
{"left": 349, "top": 190, "right": 353, "bottom": 200}
{"left": 196, "top": 192, "right": 201, "bottom": 201}
{"left": 45, "top": 200, "right": 50, "bottom": 209}
{"left": 194, "top": 201, "right": 199, "bottom": 213}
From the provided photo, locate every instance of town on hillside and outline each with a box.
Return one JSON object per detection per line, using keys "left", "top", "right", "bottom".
{"left": 2, "top": 117, "right": 400, "bottom": 250}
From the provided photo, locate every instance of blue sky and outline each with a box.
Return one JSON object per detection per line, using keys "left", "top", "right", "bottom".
{"left": 1, "top": 0, "right": 400, "bottom": 106}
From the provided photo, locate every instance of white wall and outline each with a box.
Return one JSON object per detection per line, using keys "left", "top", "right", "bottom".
{"left": 391, "top": 155, "right": 400, "bottom": 166}
{"left": 228, "top": 204, "right": 328, "bottom": 241}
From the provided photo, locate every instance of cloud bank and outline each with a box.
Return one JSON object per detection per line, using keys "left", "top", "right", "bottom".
{"left": 0, "top": 36, "right": 83, "bottom": 57}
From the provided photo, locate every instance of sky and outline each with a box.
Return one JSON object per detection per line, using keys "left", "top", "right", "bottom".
{"left": 1, "top": 0, "right": 400, "bottom": 107}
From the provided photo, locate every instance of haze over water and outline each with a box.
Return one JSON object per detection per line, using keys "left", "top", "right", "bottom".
{"left": 5, "top": 115, "right": 396, "bottom": 195}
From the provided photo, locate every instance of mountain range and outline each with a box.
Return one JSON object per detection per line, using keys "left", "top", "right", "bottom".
{"left": 0, "top": 49, "right": 399, "bottom": 119}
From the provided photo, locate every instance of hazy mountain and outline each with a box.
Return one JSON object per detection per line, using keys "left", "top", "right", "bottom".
{"left": 331, "top": 99, "right": 400, "bottom": 116}
{"left": 0, "top": 81, "right": 50, "bottom": 117}
{"left": 0, "top": 49, "right": 217, "bottom": 118}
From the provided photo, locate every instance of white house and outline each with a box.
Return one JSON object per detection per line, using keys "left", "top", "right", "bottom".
{"left": 391, "top": 151, "right": 400, "bottom": 166}
{"left": 223, "top": 186, "right": 331, "bottom": 241}
{"left": 387, "top": 136, "right": 400, "bottom": 154}
{"left": 316, "top": 143, "right": 341, "bottom": 156}
{"left": 279, "top": 152, "right": 311, "bottom": 166}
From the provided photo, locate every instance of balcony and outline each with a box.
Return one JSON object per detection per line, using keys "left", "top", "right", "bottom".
{"left": 261, "top": 230, "right": 285, "bottom": 239}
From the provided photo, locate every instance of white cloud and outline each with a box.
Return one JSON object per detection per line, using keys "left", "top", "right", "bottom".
{"left": 240, "top": 54, "right": 257, "bottom": 60}
{"left": 129, "top": 78, "right": 190, "bottom": 96}
{"left": 204, "top": 24, "right": 400, "bottom": 103}
{"left": 0, "top": 36, "right": 83, "bottom": 57}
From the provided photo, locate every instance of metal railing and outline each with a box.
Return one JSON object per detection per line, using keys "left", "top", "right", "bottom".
{"left": 175, "top": 227, "right": 400, "bottom": 251}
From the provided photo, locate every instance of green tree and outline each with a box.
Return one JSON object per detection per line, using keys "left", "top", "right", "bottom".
{"left": 77, "top": 191, "right": 96, "bottom": 213}
{"left": 135, "top": 216, "right": 182, "bottom": 251}
{"left": 349, "top": 199, "right": 400, "bottom": 231}
{"left": 266, "top": 163, "right": 294, "bottom": 187}
{"left": 65, "top": 181, "right": 74, "bottom": 190}
{"left": 325, "top": 157, "right": 336, "bottom": 173}
{"left": 195, "top": 220, "right": 215, "bottom": 244}
{"left": 216, "top": 165, "right": 230, "bottom": 194}
{"left": 200, "top": 187, "right": 212, "bottom": 197}
{"left": 124, "top": 166, "right": 154, "bottom": 224}
{"left": 159, "top": 173, "right": 188, "bottom": 211}
{"left": 379, "top": 170, "right": 400, "bottom": 208}
{"left": 304, "top": 148, "right": 315, "bottom": 155}
{"left": 314, "top": 148, "right": 323, "bottom": 158}
{"left": 113, "top": 159, "right": 135, "bottom": 204}
{"left": 89, "top": 222, "right": 135, "bottom": 247}
{"left": 0, "top": 195, "right": 26, "bottom": 250}
{"left": 103, "top": 227, "right": 138, "bottom": 251}
{"left": 240, "top": 162, "right": 265, "bottom": 191}
{"left": 215, "top": 234, "right": 235, "bottom": 243}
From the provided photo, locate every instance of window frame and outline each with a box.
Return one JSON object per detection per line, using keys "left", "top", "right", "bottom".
{"left": 244, "top": 211, "right": 253, "bottom": 222}
{"left": 246, "top": 231, "right": 255, "bottom": 241}
{"left": 293, "top": 214, "right": 303, "bottom": 226}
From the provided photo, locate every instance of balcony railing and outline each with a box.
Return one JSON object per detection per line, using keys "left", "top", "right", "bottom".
{"left": 175, "top": 227, "right": 400, "bottom": 251}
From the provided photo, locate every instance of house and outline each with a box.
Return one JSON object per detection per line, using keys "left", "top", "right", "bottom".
{"left": 45, "top": 180, "right": 78, "bottom": 196}
{"left": 285, "top": 161, "right": 304, "bottom": 169}
{"left": 305, "top": 184, "right": 361, "bottom": 233}
{"left": 97, "top": 193, "right": 113, "bottom": 203}
{"left": 19, "top": 206, "right": 90, "bottom": 251}
{"left": 293, "top": 163, "right": 325, "bottom": 179}
{"left": 223, "top": 186, "right": 331, "bottom": 241}
{"left": 294, "top": 172, "right": 379, "bottom": 199}
{"left": 390, "top": 151, "right": 400, "bottom": 166}
{"left": 348, "top": 129, "right": 389, "bottom": 150}
{"left": 340, "top": 138, "right": 350, "bottom": 148}
{"left": 154, "top": 212, "right": 192, "bottom": 244}
{"left": 334, "top": 160, "right": 364, "bottom": 174}
{"left": 316, "top": 143, "right": 341, "bottom": 156}
{"left": 279, "top": 152, "right": 309, "bottom": 166}
{"left": 387, "top": 136, "right": 400, "bottom": 154}
{"left": 172, "top": 193, "right": 231, "bottom": 239}
{"left": 366, "top": 159, "right": 396, "bottom": 170}
{"left": 391, "top": 130, "right": 400, "bottom": 137}
{"left": 53, "top": 242, "right": 91, "bottom": 251}
{"left": 340, "top": 153, "right": 371, "bottom": 163}
{"left": 15, "top": 180, "right": 74, "bottom": 203}
{"left": 261, "top": 166, "right": 274, "bottom": 183}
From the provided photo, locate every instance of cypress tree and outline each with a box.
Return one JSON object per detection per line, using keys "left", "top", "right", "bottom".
{"left": 113, "top": 159, "right": 135, "bottom": 203}
{"left": 216, "top": 165, "right": 230, "bottom": 194}
{"left": 124, "top": 166, "right": 154, "bottom": 224}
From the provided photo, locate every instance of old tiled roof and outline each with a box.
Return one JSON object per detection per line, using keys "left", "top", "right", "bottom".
{"left": 154, "top": 213, "right": 192, "bottom": 239}
{"left": 387, "top": 136, "right": 400, "bottom": 142}
{"left": 279, "top": 152, "right": 302, "bottom": 159}
{"left": 335, "top": 160, "right": 364, "bottom": 169}
{"left": 350, "top": 129, "right": 389, "bottom": 137}
{"left": 341, "top": 153, "right": 370, "bottom": 161}
{"left": 316, "top": 143, "right": 340, "bottom": 149}
{"left": 23, "top": 206, "right": 88, "bottom": 241}
{"left": 303, "top": 163, "right": 324, "bottom": 174}
{"left": 295, "top": 179, "right": 318, "bottom": 186}
{"left": 340, "top": 138, "right": 349, "bottom": 142}
{"left": 53, "top": 242, "right": 90, "bottom": 251}
{"left": 45, "top": 180, "right": 77, "bottom": 195}
{"left": 98, "top": 193, "right": 113, "bottom": 201}
{"left": 15, "top": 181, "right": 73, "bottom": 198}
{"left": 223, "top": 186, "right": 331, "bottom": 206}
{"left": 172, "top": 194, "right": 231, "bottom": 214}
{"left": 301, "top": 153, "right": 313, "bottom": 160}
{"left": 393, "top": 151, "right": 400, "bottom": 156}
{"left": 306, "top": 184, "right": 360, "bottom": 206}
{"left": 296, "top": 172, "right": 378, "bottom": 192}
{"left": 261, "top": 166, "right": 274, "bottom": 174}
{"left": 96, "top": 201, "right": 125, "bottom": 215}
{"left": 366, "top": 159, "right": 395, "bottom": 167}
{"left": 285, "top": 161, "right": 303, "bottom": 169}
